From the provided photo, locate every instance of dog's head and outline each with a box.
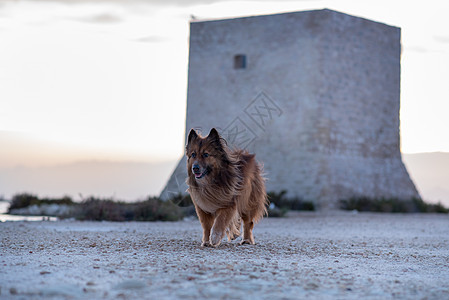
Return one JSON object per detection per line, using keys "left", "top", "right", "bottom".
{"left": 185, "top": 128, "right": 228, "bottom": 183}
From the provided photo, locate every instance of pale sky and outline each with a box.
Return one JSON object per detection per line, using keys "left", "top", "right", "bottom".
{"left": 1, "top": 0, "right": 449, "bottom": 168}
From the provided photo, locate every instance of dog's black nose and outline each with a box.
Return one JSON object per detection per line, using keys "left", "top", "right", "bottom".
{"left": 192, "top": 164, "right": 200, "bottom": 173}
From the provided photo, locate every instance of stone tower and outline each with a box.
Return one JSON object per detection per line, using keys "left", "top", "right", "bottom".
{"left": 160, "top": 9, "right": 420, "bottom": 209}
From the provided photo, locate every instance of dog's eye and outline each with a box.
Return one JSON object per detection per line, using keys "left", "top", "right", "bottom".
{"left": 203, "top": 153, "right": 209, "bottom": 158}
{"left": 191, "top": 153, "right": 196, "bottom": 158}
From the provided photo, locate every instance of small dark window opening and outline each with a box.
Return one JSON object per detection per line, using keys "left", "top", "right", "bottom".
{"left": 234, "top": 54, "right": 246, "bottom": 69}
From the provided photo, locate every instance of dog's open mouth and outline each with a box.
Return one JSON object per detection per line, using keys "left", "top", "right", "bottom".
{"left": 193, "top": 169, "right": 208, "bottom": 179}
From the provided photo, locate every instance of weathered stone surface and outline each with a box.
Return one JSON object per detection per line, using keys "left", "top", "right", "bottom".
{"left": 160, "top": 9, "right": 420, "bottom": 209}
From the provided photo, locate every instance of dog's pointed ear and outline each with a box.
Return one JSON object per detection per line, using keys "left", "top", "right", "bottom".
{"left": 207, "top": 128, "right": 221, "bottom": 143}
{"left": 207, "top": 128, "right": 226, "bottom": 151}
{"left": 187, "top": 129, "right": 198, "bottom": 144}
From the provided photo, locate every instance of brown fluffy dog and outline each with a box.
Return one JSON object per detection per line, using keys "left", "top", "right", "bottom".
{"left": 185, "top": 128, "right": 268, "bottom": 247}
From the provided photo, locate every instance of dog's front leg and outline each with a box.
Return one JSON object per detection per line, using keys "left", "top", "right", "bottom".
{"left": 194, "top": 205, "right": 214, "bottom": 247}
{"left": 240, "top": 215, "right": 255, "bottom": 245}
{"left": 210, "top": 206, "right": 237, "bottom": 247}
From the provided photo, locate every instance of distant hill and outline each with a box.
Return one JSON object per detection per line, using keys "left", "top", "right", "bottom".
{"left": 0, "top": 160, "right": 178, "bottom": 201}
{"left": 0, "top": 131, "right": 179, "bottom": 201}
{"left": 403, "top": 152, "right": 449, "bottom": 206}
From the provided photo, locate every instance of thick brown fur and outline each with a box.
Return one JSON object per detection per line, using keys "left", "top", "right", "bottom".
{"left": 185, "top": 128, "right": 268, "bottom": 247}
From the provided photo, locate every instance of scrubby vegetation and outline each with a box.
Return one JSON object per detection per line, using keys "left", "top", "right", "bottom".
{"left": 6, "top": 192, "right": 447, "bottom": 221}
{"left": 6, "top": 191, "right": 316, "bottom": 221}
{"left": 76, "top": 197, "right": 183, "bottom": 221}
{"left": 340, "top": 197, "right": 448, "bottom": 213}
{"left": 267, "top": 190, "right": 315, "bottom": 217}
{"left": 7, "top": 193, "right": 184, "bottom": 221}
{"left": 168, "top": 193, "right": 197, "bottom": 217}
{"left": 9, "top": 193, "right": 74, "bottom": 210}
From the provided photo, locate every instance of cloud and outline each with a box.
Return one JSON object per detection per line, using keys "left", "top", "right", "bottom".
{"left": 74, "top": 13, "right": 123, "bottom": 24}
{"left": 9, "top": 0, "right": 221, "bottom": 6}
{"left": 434, "top": 35, "right": 449, "bottom": 44}
{"left": 133, "top": 35, "right": 168, "bottom": 43}
{"left": 405, "top": 45, "right": 430, "bottom": 53}
{"left": 405, "top": 45, "right": 447, "bottom": 54}
{"left": 6, "top": 0, "right": 318, "bottom": 7}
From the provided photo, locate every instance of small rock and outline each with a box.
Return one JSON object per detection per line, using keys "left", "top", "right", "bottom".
{"left": 40, "top": 271, "right": 51, "bottom": 275}
{"left": 304, "top": 283, "right": 319, "bottom": 290}
{"left": 114, "top": 280, "right": 146, "bottom": 290}
{"left": 10, "top": 288, "right": 18, "bottom": 295}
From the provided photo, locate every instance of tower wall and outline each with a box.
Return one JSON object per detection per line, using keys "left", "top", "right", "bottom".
{"left": 160, "top": 9, "right": 420, "bottom": 209}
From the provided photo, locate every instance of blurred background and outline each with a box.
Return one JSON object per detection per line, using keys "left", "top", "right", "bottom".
{"left": 0, "top": 0, "right": 448, "bottom": 205}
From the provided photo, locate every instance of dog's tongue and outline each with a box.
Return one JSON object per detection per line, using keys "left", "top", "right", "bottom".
{"left": 194, "top": 172, "right": 202, "bottom": 178}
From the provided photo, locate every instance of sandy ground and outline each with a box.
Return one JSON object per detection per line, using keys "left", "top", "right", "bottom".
{"left": 1, "top": 212, "right": 448, "bottom": 300}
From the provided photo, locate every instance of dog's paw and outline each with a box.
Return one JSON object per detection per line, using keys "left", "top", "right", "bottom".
{"left": 226, "top": 230, "right": 241, "bottom": 241}
{"left": 201, "top": 241, "right": 212, "bottom": 247}
{"left": 239, "top": 239, "right": 255, "bottom": 245}
{"left": 210, "top": 230, "right": 223, "bottom": 247}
